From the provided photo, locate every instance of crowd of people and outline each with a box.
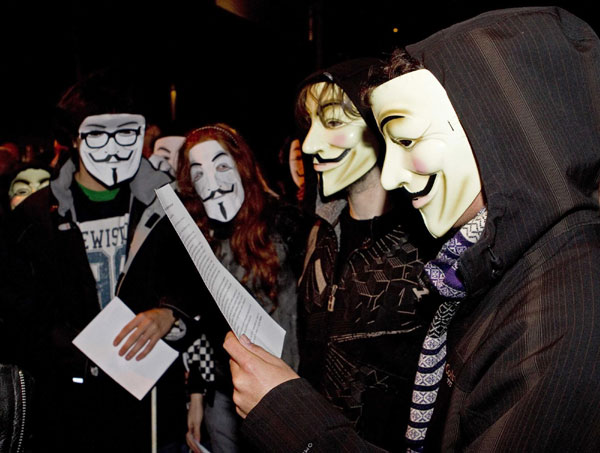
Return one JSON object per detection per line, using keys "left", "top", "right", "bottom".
{"left": 1, "top": 6, "right": 600, "bottom": 453}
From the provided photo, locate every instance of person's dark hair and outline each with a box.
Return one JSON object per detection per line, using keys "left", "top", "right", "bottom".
{"left": 55, "top": 69, "right": 137, "bottom": 142}
{"left": 295, "top": 81, "right": 361, "bottom": 132}
{"left": 177, "top": 123, "right": 281, "bottom": 305}
{"left": 361, "top": 48, "right": 424, "bottom": 107}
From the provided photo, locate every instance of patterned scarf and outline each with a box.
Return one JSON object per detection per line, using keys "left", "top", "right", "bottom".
{"left": 405, "top": 208, "right": 487, "bottom": 452}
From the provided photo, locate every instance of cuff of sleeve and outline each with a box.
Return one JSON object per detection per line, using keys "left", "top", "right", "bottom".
{"left": 160, "top": 302, "right": 201, "bottom": 351}
{"left": 241, "top": 378, "right": 353, "bottom": 453}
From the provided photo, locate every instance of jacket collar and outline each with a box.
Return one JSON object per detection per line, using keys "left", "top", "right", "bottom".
{"left": 51, "top": 157, "right": 171, "bottom": 220}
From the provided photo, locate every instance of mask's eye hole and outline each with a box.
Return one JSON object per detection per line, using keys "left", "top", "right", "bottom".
{"left": 392, "top": 138, "right": 415, "bottom": 149}
{"left": 324, "top": 119, "right": 344, "bottom": 128}
{"left": 216, "top": 163, "right": 232, "bottom": 172}
{"left": 15, "top": 188, "right": 31, "bottom": 196}
{"left": 191, "top": 169, "right": 203, "bottom": 182}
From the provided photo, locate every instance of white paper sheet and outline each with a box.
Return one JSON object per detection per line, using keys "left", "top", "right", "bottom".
{"left": 155, "top": 184, "right": 285, "bottom": 357}
{"left": 72, "top": 297, "right": 178, "bottom": 400}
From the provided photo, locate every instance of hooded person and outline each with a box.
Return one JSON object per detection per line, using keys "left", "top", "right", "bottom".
{"left": 223, "top": 58, "right": 437, "bottom": 451}
{"left": 2, "top": 70, "right": 197, "bottom": 453}
{"left": 366, "top": 6, "right": 600, "bottom": 452}
{"left": 219, "top": 7, "right": 600, "bottom": 453}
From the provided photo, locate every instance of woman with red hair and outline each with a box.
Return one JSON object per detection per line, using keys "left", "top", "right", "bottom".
{"left": 177, "top": 123, "right": 300, "bottom": 453}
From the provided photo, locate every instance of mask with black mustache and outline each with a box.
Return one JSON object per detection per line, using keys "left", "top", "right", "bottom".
{"left": 189, "top": 140, "right": 245, "bottom": 222}
{"left": 78, "top": 113, "right": 146, "bottom": 188}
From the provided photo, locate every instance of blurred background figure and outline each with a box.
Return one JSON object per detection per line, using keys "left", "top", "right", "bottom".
{"left": 143, "top": 123, "right": 163, "bottom": 158}
{"left": 278, "top": 136, "right": 305, "bottom": 204}
{"left": 149, "top": 135, "right": 186, "bottom": 177}
{"left": 0, "top": 142, "right": 21, "bottom": 218}
{"left": 8, "top": 162, "right": 51, "bottom": 210}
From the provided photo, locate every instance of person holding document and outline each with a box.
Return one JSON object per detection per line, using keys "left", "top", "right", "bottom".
{"left": 1, "top": 70, "right": 195, "bottom": 452}
{"left": 175, "top": 123, "right": 302, "bottom": 453}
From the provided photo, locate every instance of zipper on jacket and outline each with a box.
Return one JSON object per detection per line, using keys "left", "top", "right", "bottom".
{"left": 17, "top": 369, "right": 27, "bottom": 453}
{"left": 327, "top": 284, "right": 338, "bottom": 312}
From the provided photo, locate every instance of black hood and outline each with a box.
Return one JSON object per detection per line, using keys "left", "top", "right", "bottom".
{"left": 300, "top": 58, "right": 381, "bottom": 134}
{"left": 406, "top": 7, "right": 600, "bottom": 297}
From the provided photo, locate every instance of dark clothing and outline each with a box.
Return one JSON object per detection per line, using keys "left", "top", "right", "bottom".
{"left": 300, "top": 204, "right": 431, "bottom": 450}
{"left": 407, "top": 7, "right": 600, "bottom": 451}
{"left": 0, "top": 364, "right": 34, "bottom": 453}
{"left": 2, "top": 158, "right": 191, "bottom": 452}
{"left": 242, "top": 7, "right": 600, "bottom": 453}
{"left": 244, "top": 193, "right": 433, "bottom": 451}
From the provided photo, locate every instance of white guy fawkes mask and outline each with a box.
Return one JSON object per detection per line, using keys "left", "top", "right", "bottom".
{"left": 189, "top": 140, "right": 245, "bottom": 222}
{"left": 78, "top": 113, "right": 145, "bottom": 188}
{"left": 8, "top": 167, "right": 51, "bottom": 210}
{"left": 370, "top": 69, "right": 481, "bottom": 238}
{"left": 149, "top": 136, "right": 185, "bottom": 176}
{"left": 302, "top": 82, "right": 378, "bottom": 196}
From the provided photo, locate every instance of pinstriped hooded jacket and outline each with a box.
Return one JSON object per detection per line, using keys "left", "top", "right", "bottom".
{"left": 406, "top": 6, "right": 600, "bottom": 451}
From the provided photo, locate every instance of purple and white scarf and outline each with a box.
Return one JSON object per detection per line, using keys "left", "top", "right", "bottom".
{"left": 405, "top": 208, "right": 487, "bottom": 452}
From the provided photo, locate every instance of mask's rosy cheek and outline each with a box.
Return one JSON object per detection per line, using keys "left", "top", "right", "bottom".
{"left": 330, "top": 126, "right": 362, "bottom": 149}
{"left": 413, "top": 158, "right": 432, "bottom": 174}
{"left": 411, "top": 141, "right": 446, "bottom": 174}
{"left": 330, "top": 134, "right": 350, "bottom": 148}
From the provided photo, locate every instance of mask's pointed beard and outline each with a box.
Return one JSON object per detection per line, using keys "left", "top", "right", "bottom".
{"left": 112, "top": 168, "right": 118, "bottom": 185}
{"left": 219, "top": 201, "right": 227, "bottom": 219}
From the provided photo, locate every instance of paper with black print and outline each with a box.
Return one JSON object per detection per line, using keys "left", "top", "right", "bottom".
{"left": 155, "top": 184, "right": 285, "bottom": 357}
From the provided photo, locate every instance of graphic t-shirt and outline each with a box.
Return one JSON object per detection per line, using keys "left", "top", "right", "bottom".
{"left": 72, "top": 181, "right": 130, "bottom": 308}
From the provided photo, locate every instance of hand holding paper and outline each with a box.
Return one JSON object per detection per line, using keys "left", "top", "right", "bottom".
{"left": 72, "top": 297, "right": 178, "bottom": 400}
{"left": 113, "top": 307, "right": 175, "bottom": 360}
{"left": 224, "top": 331, "right": 299, "bottom": 418}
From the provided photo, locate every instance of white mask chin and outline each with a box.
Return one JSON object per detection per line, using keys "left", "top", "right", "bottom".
{"left": 189, "top": 140, "right": 245, "bottom": 222}
{"left": 78, "top": 113, "right": 145, "bottom": 187}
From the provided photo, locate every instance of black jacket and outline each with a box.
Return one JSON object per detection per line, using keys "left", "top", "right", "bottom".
{"left": 243, "top": 190, "right": 436, "bottom": 452}
{"left": 407, "top": 7, "right": 600, "bottom": 451}
{"left": 0, "top": 364, "right": 33, "bottom": 453}
{"left": 1, "top": 158, "right": 193, "bottom": 452}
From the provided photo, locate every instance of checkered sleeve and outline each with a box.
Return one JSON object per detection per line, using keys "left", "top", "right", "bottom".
{"left": 183, "top": 332, "right": 216, "bottom": 394}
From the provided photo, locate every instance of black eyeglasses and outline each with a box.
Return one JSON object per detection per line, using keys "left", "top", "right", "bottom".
{"left": 80, "top": 127, "right": 142, "bottom": 149}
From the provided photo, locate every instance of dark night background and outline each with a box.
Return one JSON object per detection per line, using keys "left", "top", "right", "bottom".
{"left": 1, "top": 0, "right": 597, "bottom": 181}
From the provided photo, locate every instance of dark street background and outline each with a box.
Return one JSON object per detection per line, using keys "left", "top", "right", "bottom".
{"left": 1, "top": 0, "right": 597, "bottom": 179}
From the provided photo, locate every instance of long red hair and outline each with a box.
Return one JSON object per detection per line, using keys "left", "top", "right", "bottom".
{"left": 177, "top": 123, "right": 280, "bottom": 303}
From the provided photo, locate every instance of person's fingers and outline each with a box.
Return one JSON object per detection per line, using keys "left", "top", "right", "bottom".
{"left": 118, "top": 327, "right": 144, "bottom": 357}
{"left": 232, "top": 390, "right": 248, "bottom": 419}
{"left": 134, "top": 335, "right": 158, "bottom": 361}
{"left": 113, "top": 316, "right": 140, "bottom": 346}
{"left": 186, "top": 431, "right": 202, "bottom": 453}
{"left": 239, "top": 335, "right": 281, "bottom": 365}
{"left": 223, "top": 331, "right": 250, "bottom": 363}
{"left": 123, "top": 334, "right": 150, "bottom": 360}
